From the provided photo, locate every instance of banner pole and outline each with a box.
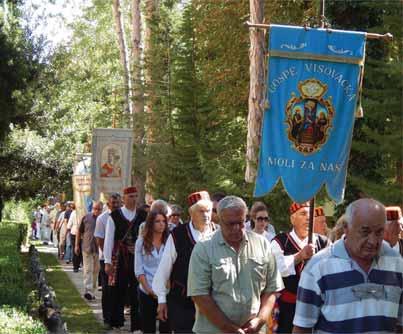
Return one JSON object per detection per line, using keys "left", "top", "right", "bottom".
{"left": 245, "top": 22, "right": 393, "bottom": 42}
{"left": 320, "top": 0, "right": 325, "bottom": 28}
{"left": 308, "top": 197, "right": 315, "bottom": 244}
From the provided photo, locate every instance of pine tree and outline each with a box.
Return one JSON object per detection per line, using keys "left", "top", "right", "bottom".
{"left": 327, "top": 0, "right": 402, "bottom": 210}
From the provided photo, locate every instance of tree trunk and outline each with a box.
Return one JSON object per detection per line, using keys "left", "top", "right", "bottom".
{"left": 245, "top": 0, "right": 265, "bottom": 183}
{"left": 112, "top": 0, "right": 133, "bottom": 117}
{"left": 143, "top": 0, "right": 158, "bottom": 192}
{"left": 130, "top": 0, "right": 146, "bottom": 205}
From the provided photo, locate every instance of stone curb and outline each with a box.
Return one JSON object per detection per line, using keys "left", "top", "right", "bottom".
{"left": 28, "top": 244, "right": 68, "bottom": 334}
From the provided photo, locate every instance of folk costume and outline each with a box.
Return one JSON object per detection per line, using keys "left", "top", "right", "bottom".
{"left": 271, "top": 203, "right": 330, "bottom": 334}
{"left": 385, "top": 207, "right": 403, "bottom": 257}
{"left": 153, "top": 191, "right": 216, "bottom": 333}
{"left": 104, "top": 187, "right": 147, "bottom": 330}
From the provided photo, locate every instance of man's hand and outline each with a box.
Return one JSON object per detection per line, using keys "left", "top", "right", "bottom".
{"left": 241, "top": 316, "right": 265, "bottom": 333}
{"left": 295, "top": 244, "right": 315, "bottom": 263}
{"left": 74, "top": 245, "right": 80, "bottom": 256}
{"left": 105, "top": 263, "right": 112, "bottom": 275}
{"left": 145, "top": 287, "right": 157, "bottom": 299}
{"left": 157, "top": 303, "right": 168, "bottom": 321}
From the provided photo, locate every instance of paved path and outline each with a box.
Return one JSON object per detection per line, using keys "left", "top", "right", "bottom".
{"left": 36, "top": 243, "right": 135, "bottom": 333}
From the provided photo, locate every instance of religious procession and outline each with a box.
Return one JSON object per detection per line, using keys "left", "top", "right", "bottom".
{"left": 0, "top": 1, "right": 402, "bottom": 334}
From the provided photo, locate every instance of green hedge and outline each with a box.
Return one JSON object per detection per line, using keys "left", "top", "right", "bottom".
{"left": 0, "top": 223, "right": 46, "bottom": 334}
{"left": 0, "top": 223, "right": 26, "bottom": 305}
{"left": 0, "top": 306, "right": 46, "bottom": 334}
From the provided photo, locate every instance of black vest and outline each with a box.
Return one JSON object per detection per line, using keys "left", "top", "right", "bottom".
{"left": 169, "top": 223, "right": 195, "bottom": 305}
{"left": 111, "top": 208, "right": 147, "bottom": 244}
{"left": 273, "top": 232, "right": 329, "bottom": 294}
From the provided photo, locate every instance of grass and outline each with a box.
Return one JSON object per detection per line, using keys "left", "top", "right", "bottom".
{"left": 0, "top": 222, "right": 47, "bottom": 334}
{"left": 38, "top": 251, "right": 104, "bottom": 334}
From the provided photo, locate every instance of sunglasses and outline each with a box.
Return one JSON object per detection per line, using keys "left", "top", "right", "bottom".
{"left": 256, "top": 216, "right": 270, "bottom": 222}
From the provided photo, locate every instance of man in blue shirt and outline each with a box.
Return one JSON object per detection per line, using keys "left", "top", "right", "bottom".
{"left": 293, "top": 198, "right": 403, "bottom": 334}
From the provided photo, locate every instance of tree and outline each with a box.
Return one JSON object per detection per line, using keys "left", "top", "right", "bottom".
{"left": 246, "top": 0, "right": 266, "bottom": 182}
{"left": 0, "top": 1, "right": 43, "bottom": 141}
{"left": 112, "top": 0, "right": 132, "bottom": 116}
{"left": 131, "top": 0, "right": 147, "bottom": 204}
{"left": 326, "top": 0, "right": 402, "bottom": 210}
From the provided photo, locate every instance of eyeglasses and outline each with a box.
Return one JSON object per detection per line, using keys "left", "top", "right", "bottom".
{"left": 256, "top": 216, "right": 270, "bottom": 222}
{"left": 351, "top": 283, "right": 385, "bottom": 300}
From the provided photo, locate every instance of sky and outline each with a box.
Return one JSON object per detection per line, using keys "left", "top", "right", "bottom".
{"left": 22, "top": 0, "right": 89, "bottom": 51}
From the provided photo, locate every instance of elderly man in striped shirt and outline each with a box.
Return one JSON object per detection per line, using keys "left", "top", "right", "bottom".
{"left": 293, "top": 198, "right": 403, "bottom": 334}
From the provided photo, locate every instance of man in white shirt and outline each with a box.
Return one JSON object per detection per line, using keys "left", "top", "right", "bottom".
{"left": 40, "top": 205, "right": 50, "bottom": 244}
{"left": 153, "top": 190, "right": 216, "bottom": 333}
{"left": 94, "top": 193, "right": 121, "bottom": 328}
{"left": 103, "top": 186, "right": 147, "bottom": 331}
{"left": 34, "top": 206, "right": 42, "bottom": 240}
{"left": 384, "top": 206, "right": 403, "bottom": 256}
{"left": 67, "top": 204, "right": 82, "bottom": 272}
{"left": 271, "top": 202, "right": 330, "bottom": 334}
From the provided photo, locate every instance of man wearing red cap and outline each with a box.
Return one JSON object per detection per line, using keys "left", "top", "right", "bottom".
{"left": 104, "top": 186, "right": 148, "bottom": 330}
{"left": 152, "top": 190, "right": 217, "bottom": 333}
{"left": 271, "top": 202, "right": 330, "bottom": 334}
{"left": 313, "top": 207, "right": 328, "bottom": 236}
{"left": 384, "top": 206, "right": 403, "bottom": 256}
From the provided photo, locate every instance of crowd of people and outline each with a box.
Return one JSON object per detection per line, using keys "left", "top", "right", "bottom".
{"left": 32, "top": 188, "right": 403, "bottom": 334}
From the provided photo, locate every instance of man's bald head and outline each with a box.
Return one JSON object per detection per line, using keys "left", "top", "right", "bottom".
{"left": 345, "top": 198, "right": 386, "bottom": 227}
{"left": 344, "top": 198, "right": 386, "bottom": 266}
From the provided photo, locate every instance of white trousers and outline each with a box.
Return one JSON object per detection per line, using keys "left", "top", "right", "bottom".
{"left": 82, "top": 251, "right": 100, "bottom": 295}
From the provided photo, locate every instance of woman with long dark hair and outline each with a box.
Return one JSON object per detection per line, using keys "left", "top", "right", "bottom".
{"left": 134, "top": 210, "right": 170, "bottom": 333}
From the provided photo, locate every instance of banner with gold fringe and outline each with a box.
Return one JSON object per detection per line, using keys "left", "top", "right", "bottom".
{"left": 254, "top": 24, "right": 366, "bottom": 203}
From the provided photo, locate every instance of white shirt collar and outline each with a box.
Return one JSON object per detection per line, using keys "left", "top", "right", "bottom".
{"left": 392, "top": 242, "right": 400, "bottom": 252}
{"left": 189, "top": 220, "right": 214, "bottom": 242}
{"left": 121, "top": 206, "right": 136, "bottom": 220}
{"left": 290, "top": 228, "right": 317, "bottom": 248}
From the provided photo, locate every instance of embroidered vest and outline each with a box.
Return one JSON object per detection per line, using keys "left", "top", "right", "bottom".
{"left": 273, "top": 232, "right": 329, "bottom": 295}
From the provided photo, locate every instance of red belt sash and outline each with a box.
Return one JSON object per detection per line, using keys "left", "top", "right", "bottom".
{"left": 280, "top": 290, "right": 297, "bottom": 304}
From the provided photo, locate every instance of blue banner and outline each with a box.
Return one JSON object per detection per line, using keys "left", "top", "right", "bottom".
{"left": 254, "top": 25, "right": 366, "bottom": 203}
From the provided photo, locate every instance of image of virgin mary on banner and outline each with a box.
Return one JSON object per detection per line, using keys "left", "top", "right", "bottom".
{"left": 254, "top": 25, "right": 366, "bottom": 203}
{"left": 91, "top": 128, "right": 133, "bottom": 200}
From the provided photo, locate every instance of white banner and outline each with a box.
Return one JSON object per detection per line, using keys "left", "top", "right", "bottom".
{"left": 91, "top": 128, "right": 133, "bottom": 200}
{"left": 72, "top": 153, "right": 92, "bottom": 222}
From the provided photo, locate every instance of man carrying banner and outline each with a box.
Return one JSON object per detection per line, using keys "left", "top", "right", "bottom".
{"left": 313, "top": 207, "right": 328, "bottom": 237}
{"left": 104, "top": 186, "right": 147, "bottom": 330}
{"left": 384, "top": 206, "right": 403, "bottom": 257}
{"left": 271, "top": 202, "right": 330, "bottom": 334}
{"left": 94, "top": 193, "right": 121, "bottom": 327}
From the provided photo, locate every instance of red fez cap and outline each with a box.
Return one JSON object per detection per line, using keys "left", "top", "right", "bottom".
{"left": 314, "top": 207, "right": 325, "bottom": 217}
{"left": 386, "top": 206, "right": 402, "bottom": 221}
{"left": 187, "top": 191, "right": 210, "bottom": 207}
{"left": 289, "top": 202, "right": 310, "bottom": 215}
{"left": 123, "top": 186, "right": 137, "bottom": 195}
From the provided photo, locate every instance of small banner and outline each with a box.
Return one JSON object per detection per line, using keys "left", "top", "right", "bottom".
{"left": 254, "top": 25, "right": 366, "bottom": 203}
{"left": 91, "top": 128, "right": 133, "bottom": 200}
{"left": 72, "top": 153, "right": 92, "bottom": 222}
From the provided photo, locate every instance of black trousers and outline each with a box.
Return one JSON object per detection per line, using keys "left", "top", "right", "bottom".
{"left": 277, "top": 299, "right": 296, "bottom": 334}
{"left": 138, "top": 288, "right": 170, "bottom": 334}
{"left": 70, "top": 234, "right": 82, "bottom": 270}
{"left": 167, "top": 295, "right": 195, "bottom": 333}
{"left": 108, "top": 253, "right": 141, "bottom": 330}
{"left": 99, "top": 260, "right": 112, "bottom": 324}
